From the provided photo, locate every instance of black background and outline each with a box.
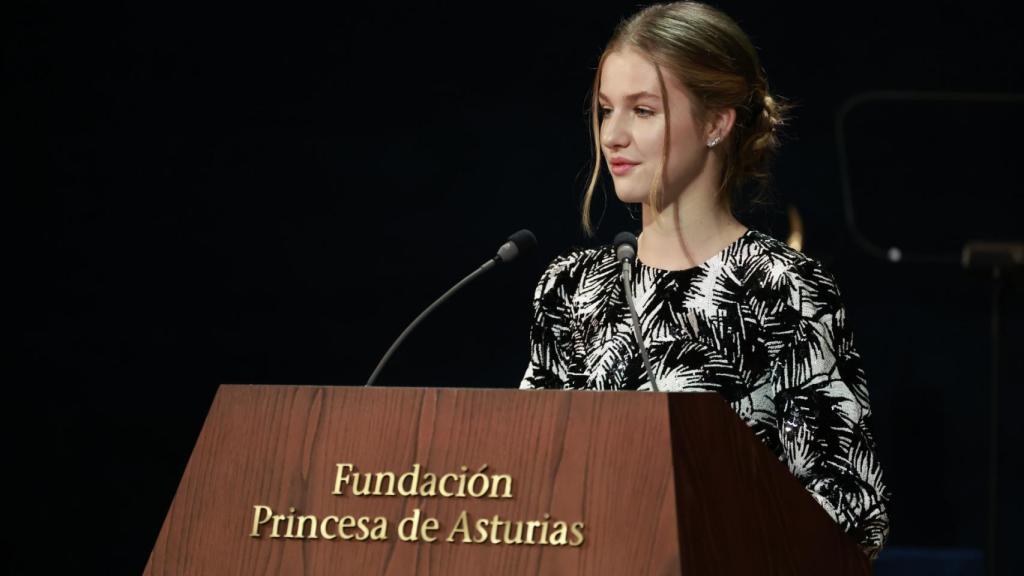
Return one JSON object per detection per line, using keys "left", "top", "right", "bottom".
{"left": 7, "top": 1, "right": 1023, "bottom": 574}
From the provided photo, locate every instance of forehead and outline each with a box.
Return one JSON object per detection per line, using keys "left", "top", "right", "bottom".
{"left": 599, "top": 48, "right": 678, "bottom": 101}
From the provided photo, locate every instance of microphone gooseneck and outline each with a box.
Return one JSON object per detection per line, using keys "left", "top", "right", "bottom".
{"left": 365, "top": 229, "right": 537, "bottom": 387}
{"left": 614, "top": 232, "right": 660, "bottom": 392}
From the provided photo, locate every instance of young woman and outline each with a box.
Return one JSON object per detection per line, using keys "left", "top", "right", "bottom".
{"left": 520, "top": 1, "right": 890, "bottom": 556}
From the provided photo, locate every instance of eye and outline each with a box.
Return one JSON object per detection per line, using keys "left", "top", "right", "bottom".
{"left": 599, "top": 106, "right": 655, "bottom": 119}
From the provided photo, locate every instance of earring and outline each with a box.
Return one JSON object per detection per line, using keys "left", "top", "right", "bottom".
{"left": 707, "top": 135, "right": 721, "bottom": 148}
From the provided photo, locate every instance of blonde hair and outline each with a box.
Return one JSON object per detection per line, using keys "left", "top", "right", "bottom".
{"left": 582, "top": 1, "right": 789, "bottom": 235}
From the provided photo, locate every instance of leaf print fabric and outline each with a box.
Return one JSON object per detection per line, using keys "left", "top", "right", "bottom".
{"left": 520, "top": 228, "right": 891, "bottom": 555}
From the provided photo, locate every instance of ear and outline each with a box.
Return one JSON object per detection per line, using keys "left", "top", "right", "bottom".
{"left": 704, "top": 108, "right": 737, "bottom": 144}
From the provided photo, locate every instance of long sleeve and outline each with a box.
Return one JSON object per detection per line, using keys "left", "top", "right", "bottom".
{"left": 766, "top": 259, "right": 891, "bottom": 556}
{"left": 520, "top": 253, "right": 580, "bottom": 389}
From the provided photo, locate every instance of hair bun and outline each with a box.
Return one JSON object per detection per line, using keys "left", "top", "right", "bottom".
{"left": 762, "top": 94, "right": 779, "bottom": 131}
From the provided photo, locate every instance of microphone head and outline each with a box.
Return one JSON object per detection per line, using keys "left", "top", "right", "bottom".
{"left": 508, "top": 229, "right": 537, "bottom": 254}
{"left": 614, "top": 231, "right": 638, "bottom": 262}
{"left": 496, "top": 229, "right": 538, "bottom": 263}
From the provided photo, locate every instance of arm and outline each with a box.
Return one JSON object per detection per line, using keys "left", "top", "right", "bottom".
{"left": 768, "top": 259, "right": 891, "bottom": 556}
{"left": 520, "top": 253, "right": 579, "bottom": 389}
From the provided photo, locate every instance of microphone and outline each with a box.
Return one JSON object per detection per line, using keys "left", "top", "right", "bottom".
{"left": 365, "top": 229, "right": 537, "bottom": 387}
{"left": 614, "top": 231, "right": 637, "bottom": 263}
{"left": 496, "top": 229, "right": 538, "bottom": 264}
{"left": 614, "top": 232, "right": 660, "bottom": 392}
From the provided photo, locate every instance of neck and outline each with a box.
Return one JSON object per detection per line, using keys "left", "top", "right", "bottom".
{"left": 637, "top": 178, "right": 746, "bottom": 271}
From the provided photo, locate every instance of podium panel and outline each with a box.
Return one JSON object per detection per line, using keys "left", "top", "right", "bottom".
{"left": 145, "top": 386, "right": 869, "bottom": 575}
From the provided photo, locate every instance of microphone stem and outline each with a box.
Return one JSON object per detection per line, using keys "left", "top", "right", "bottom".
{"left": 622, "top": 261, "right": 660, "bottom": 392}
{"left": 365, "top": 257, "right": 498, "bottom": 387}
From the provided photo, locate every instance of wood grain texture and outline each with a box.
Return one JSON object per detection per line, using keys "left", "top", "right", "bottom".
{"left": 144, "top": 386, "right": 868, "bottom": 575}
{"left": 667, "top": 394, "right": 871, "bottom": 575}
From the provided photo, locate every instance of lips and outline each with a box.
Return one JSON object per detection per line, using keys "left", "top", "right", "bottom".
{"left": 610, "top": 160, "right": 639, "bottom": 176}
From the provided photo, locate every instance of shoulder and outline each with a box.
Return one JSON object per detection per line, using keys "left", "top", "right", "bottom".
{"left": 537, "top": 245, "right": 616, "bottom": 284}
{"left": 741, "top": 229, "right": 819, "bottom": 272}
{"left": 532, "top": 245, "right": 616, "bottom": 301}
{"left": 740, "top": 230, "right": 844, "bottom": 318}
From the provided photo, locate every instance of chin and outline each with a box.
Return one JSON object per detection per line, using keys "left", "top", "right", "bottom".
{"left": 613, "top": 187, "right": 652, "bottom": 205}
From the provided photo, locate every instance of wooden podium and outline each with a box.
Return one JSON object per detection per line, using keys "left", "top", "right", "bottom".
{"left": 145, "top": 386, "right": 870, "bottom": 575}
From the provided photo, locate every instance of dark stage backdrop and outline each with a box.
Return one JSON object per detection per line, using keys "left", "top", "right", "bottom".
{"left": 7, "top": 1, "right": 1023, "bottom": 574}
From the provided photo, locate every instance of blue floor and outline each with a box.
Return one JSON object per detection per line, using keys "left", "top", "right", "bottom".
{"left": 874, "top": 547, "right": 984, "bottom": 576}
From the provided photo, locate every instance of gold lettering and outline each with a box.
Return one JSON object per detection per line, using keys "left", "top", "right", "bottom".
{"left": 421, "top": 472, "right": 437, "bottom": 496}
{"left": 439, "top": 473, "right": 457, "bottom": 497}
{"left": 548, "top": 521, "right": 568, "bottom": 546}
{"left": 524, "top": 520, "right": 541, "bottom": 544}
{"left": 296, "top": 514, "right": 317, "bottom": 539}
{"left": 271, "top": 514, "right": 286, "bottom": 538}
{"left": 447, "top": 510, "right": 472, "bottom": 543}
{"left": 569, "top": 522, "right": 585, "bottom": 547}
{"left": 338, "top": 515, "right": 356, "bottom": 539}
{"left": 285, "top": 507, "right": 296, "bottom": 538}
{"left": 373, "top": 471, "right": 396, "bottom": 496}
{"left": 352, "top": 472, "right": 373, "bottom": 496}
{"left": 370, "top": 517, "right": 388, "bottom": 540}
{"left": 488, "top": 514, "right": 503, "bottom": 544}
{"left": 356, "top": 516, "right": 371, "bottom": 541}
{"left": 250, "top": 505, "right": 273, "bottom": 537}
{"left": 489, "top": 473, "right": 513, "bottom": 498}
{"left": 421, "top": 516, "right": 439, "bottom": 542}
{"left": 539, "top": 513, "right": 550, "bottom": 545}
{"left": 502, "top": 520, "right": 524, "bottom": 544}
{"left": 319, "top": 516, "right": 339, "bottom": 540}
{"left": 398, "top": 508, "right": 422, "bottom": 542}
{"left": 456, "top": 466, "right": 468, "bottom": 497}
{"left": 398, "top": 464, "right": 420, "bottom": 496}
{"left": 332, "top": 463, "right": 353, "bottom": 495}
{"left": 474, "top": 517, "right": 489, "bottom": 543}
{"left": 467, "top": 465, "right": 490, "bottom": 498}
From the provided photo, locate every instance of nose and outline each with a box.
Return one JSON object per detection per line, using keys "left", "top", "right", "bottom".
{"left": 601, "top": 112, "right": 630, "bottom": 150}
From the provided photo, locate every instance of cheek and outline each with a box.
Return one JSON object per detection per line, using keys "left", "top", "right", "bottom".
{"left": 635, "top": 122, "right": 665, "bottom": 155}
{"left": 670, "top": 115, "right": 702, "bottom": 150}
{"left": 663, "top": 120, "right": 706, "bottom": 177}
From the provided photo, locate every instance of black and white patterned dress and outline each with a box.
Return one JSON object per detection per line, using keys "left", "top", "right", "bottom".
{"left": 520, "top": 228, "right": 890, "bottom": 554}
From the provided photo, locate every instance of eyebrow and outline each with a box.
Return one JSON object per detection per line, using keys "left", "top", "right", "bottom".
{"left": 597, "top": 90, "right": 662, "bottom": 102}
